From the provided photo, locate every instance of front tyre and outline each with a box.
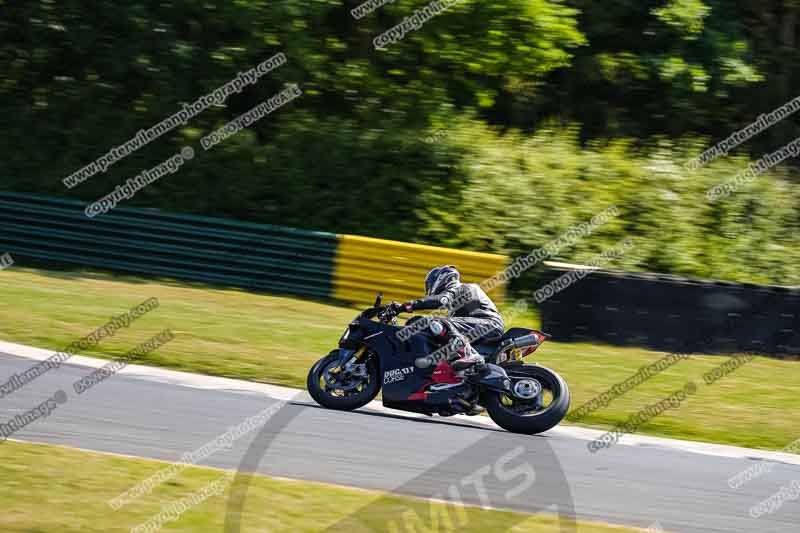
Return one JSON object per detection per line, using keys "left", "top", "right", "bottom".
{"left": 307, "top": 350, "right": 380, "bottom": 411}
{"left": 485, "top": 364, "right": 570, "bottom": 435}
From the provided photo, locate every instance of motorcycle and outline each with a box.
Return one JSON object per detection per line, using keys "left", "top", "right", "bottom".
{"left": 307, "top": 293, "right": 570, "bottom": 434}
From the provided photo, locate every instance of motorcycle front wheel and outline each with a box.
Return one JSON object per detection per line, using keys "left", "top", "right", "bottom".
{"left": 307, "top": 350, "right": 380, "bottom": 411}
{"left": 484, "top": 364, "right": 570, "bottom": 435}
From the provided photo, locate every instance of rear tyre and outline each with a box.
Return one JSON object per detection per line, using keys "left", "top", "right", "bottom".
{"left": 484, "top": 364, "right": 570, "bottom": 435}
{"left": 307, "top": 350, "right": 380, "bottom": 411}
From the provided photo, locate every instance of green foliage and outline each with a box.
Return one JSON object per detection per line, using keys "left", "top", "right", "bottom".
{"left": 416, "top": 118, "right": 800, "bottom": 285}
{"left": 2, "top": 0, "right": 800, "bottom": 285}
{"left": 653, "top": 0, "right": 711, "bottom": 38}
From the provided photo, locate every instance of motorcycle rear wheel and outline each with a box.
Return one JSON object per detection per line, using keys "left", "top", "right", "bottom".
{"left": 484, "top": 364, "right": 570, "bottom": 435}
{"left": 307, "top": 350, "right": 380, "bottom": 411}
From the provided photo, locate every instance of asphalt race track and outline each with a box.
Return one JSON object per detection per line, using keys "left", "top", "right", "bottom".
{"left": 1, "top": 352, "right": 798, "bottom": 533}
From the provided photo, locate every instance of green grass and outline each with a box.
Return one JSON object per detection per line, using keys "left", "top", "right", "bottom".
{"left": 1, "top": 267, "right": 798, "bottom": 451}
{"left": 0, "top": 440, "right": 643, "bottom": 532}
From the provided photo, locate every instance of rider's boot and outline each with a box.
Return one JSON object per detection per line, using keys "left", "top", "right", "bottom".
{"left": 449, "top": 337, "right": 485, "bottom": 371}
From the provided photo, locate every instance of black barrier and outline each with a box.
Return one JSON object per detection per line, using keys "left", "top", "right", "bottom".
{"left": 538, "top": 264, "right": 800, "bottom": 356}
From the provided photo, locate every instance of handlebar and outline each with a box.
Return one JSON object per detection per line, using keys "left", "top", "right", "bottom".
{"left": 361, "top": 295, "right": 404, "bottom": 324}
{"left": 376, "top": 305, "right": 398, "bottom": 324}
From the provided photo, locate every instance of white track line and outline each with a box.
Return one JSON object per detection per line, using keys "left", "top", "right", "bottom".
{"left": 2, "top": 339, "right": 799, "bottom": 466}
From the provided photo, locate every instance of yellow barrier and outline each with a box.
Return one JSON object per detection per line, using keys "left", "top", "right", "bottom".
{"left": 333, "top": 234, "right": 508, "bottom": 305}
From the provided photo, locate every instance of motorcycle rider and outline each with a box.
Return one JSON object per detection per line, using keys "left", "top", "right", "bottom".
{"left": 389, "top": 265, "right": 505, "bottom": 370}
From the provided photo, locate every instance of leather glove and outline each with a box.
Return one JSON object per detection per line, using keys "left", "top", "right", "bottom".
{"left": 388, "top": 301, "right": 413, "bottom": 315}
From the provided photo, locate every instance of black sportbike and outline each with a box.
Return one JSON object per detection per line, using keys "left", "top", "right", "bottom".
{"left": 307, "top": 294, "right": 570, "bottom": 434}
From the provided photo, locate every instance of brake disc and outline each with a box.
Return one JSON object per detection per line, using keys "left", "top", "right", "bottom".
{"left": 323, "top": 364, "right": 365, "bottom": 392}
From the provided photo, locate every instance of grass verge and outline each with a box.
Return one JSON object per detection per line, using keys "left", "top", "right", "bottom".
{"left": 0, "top": 267, "right": 798, "bottom": 451}
{"left": 0, "top": 439, "right": 643, "bottom": 532}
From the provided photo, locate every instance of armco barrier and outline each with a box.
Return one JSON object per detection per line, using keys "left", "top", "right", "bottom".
{"left": 0, "top": 192, "right": 508, "bottom": 305}
{"left": 332, "top": 234, "right": 508, "bottom": 304}
{"left": 0, "top": 192, "right": 338, "bottom": 298}
{"left": 538, "top": 261, "right": 800, "bottom": 356}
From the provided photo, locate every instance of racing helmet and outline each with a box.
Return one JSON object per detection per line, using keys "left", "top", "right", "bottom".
{"left": 424, "top": 265, "right": 461, "bottom": 296}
